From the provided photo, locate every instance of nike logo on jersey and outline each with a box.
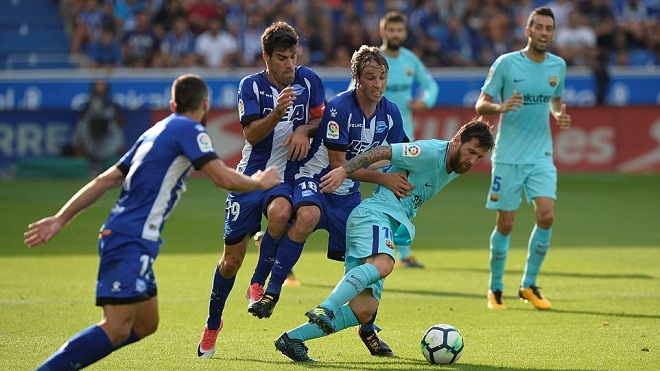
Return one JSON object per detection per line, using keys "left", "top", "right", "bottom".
{"left": 425, "top": 182, "right": 432, "bottom": 187}
{"left": 513, "top": 78, "right": 525, "bottom": 83}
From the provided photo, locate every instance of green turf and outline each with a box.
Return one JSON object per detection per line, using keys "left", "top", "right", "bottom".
{"left": 1, "top": 174, "right": 659, "bottom": 370}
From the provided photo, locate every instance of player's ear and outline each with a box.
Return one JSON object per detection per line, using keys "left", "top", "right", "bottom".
{"left": 169, "top": 100, "right": 176, "bottom": 113}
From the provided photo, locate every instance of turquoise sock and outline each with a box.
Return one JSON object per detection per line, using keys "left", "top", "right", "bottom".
{"left": 397, "top": 245, "right": 411, "bottom": 260}
{"left": 288, "top": 305, "right": 359, "bottom": 341}
{"left": 489, "top": 228, "right": 510, "bottom": 292}
{"left": 320, "top": 263, "right": 380, "bottom": 311}
{"left": 522, "top": 226, "right": 551, "bottom": 288}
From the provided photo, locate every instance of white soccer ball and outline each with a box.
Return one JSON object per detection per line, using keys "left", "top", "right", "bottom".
{"left": 420, "top": 324, "right": 464, "bottom": 364}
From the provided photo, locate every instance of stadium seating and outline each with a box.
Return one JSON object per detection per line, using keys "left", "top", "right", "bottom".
{"left": 0, "top": 0, "right": 73, "bottom": 70}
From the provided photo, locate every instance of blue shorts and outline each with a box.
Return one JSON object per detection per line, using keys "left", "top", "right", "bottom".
{"left": 486, "top": 161, "right": 557, "bottom": 211}
{"left": 224, "top": 183, "right": 293, "bottom": 245}
{"left": 344, "top": 206, "right": 399, "bottom": 302}
{"left": 293, "top": 176, "right": 361, "bottom": 261}
{"left": 96, "top": 230, "right": 159, "bottom": 306}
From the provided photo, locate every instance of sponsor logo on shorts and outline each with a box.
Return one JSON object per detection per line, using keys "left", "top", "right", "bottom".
{"left": 111, "top": 281, "right": 122, "bottom": 292}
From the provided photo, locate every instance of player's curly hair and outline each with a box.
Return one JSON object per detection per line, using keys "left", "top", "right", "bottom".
{"left": 350, "top": 45, "right": 389, "bottom": 82}
{"left": 172, "top": 74, "right": 207, "bottom": 113}
{"left": 261, "top": 21, "right": 298, "bottom": 56}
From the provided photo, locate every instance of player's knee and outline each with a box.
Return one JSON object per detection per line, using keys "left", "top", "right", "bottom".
{"left": 218, "top": 255, "right": 243, "bottom": 276}
{"left": 536, "top": 211, "right": 554, "bottom": 229}
{"left": 292, "top": 207, "right": 320, "bottom": 235}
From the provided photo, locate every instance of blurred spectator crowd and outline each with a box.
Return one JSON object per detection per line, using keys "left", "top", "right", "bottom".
{"left": 61, "top": 0, "right": 660, "bottom": 70}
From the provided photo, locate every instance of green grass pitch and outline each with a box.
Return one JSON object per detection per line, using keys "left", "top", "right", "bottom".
{"left": 1, "top": 173, "right": 658, "bottom": 370}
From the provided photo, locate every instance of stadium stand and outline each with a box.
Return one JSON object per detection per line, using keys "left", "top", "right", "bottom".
{"left": 0, "top": 0, "right": 74, "bottom": 70}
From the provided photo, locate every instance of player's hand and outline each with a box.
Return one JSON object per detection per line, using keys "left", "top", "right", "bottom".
{"left": 252, "top": 166, "right": 282, "bottom": 190}
{"left": 24, "top": 216, "right": 65, "bottom": 248}
{"left": 381, "top": 172, "right": 415, "bottom": 198}
{"left": 283, "top": 125, "right": 310, "bottom": 161}
{"left": 500, "top": 89, "right": 524, "bottom": 113}
{"left": 408, "top": 99, "right": 427, "bottom": 112}
{"left": 273, "top": 86, "right": 296, "bottom": 118}
{"left": 555, "top": 104, "right": 571, "bottom": 129}
{"left": 319, "top": 167, "right": 348, "bottom": 193}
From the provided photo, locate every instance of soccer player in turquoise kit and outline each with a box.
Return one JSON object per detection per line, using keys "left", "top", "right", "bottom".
{"left": 379, "top": 10, "right": 439, "bottom": 269}
{"left": 475, "top": 6, "right": 571, "bottom": 310}
{"left": 273, "top": 119, "right": 494, "bottom": 362}
{"left": 23, "top": 74, "right": 281, "bottom": 371}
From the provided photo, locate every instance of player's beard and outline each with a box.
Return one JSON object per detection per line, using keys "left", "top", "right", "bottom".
{"left": 450, "top": 153, "right": 471, "bottom": 174}
{"left": 386, "top": 38, "right": 402, "bottom": 51}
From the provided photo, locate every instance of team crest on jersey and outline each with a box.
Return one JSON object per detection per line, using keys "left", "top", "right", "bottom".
{"left": 402, "top": 144, "right": 421, "bottom": 157}
{"left": 406, "top": 67, "right": 412, "bottom": 76}
{"left": 197, "top": 132, "right": 214, "bottom": 152}
{"left": 238, "top": 99, "right": 245, "bottom": 117}
{"left": 376, "top": 120, "right": 387, "bottom": 134}
{"left": 326, "top": 121, "right": 339, "bottom": 139}
{"left": 549, "top": 76, "right": 557, "bottom": 87}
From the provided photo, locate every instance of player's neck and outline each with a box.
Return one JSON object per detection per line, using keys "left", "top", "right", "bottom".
{"left": 523, "top": 46, "right": 546, "bottom": 63}
{"left": 356, "top": 90, "right": 377, "bottom": 118}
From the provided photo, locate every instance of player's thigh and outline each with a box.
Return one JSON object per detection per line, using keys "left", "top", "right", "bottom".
{"left": 523, "top": 161, "right": 557, "bottom": 202}
{"left": 96, "top": 232, "right": 158, "bottom": 306}
{"left": 323, "top": 192, "right": 361, "bottom": 261}
{"left": 224, "top": 184, "right": 291, "bottom": 244}
{"left": 486, "top": 163, "right": 525, "bottom": 211}
{"left": 345, "top": 206, "right": 397, "bottom": 261}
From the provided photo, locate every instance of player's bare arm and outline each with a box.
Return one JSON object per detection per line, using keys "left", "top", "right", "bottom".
{"left": 475, "top": 90, "right": 524, "bottom": 115}
{"left": 243, "top": 86, "right": 296, "bottom": 144}
{"left": 24, "top": 166, "right": 125, "bottom": 248}
{"left": 201, "top": 160, "right": 281, "bottom": 192}
{"left": 320, "top": 145, "right": 393, "bottom": 193}
{"left": 551, "top": 98, "right": 571, "bottom": 129}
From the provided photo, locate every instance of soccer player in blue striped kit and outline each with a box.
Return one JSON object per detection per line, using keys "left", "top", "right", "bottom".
{"left": 475, "top": 6, "right": 571, "bottom": 310}
{"left": 274, "top": 119, "right": 494, "bottom": 362}
{"left": 249, "top": 45, "right": 412, "bottom": 357}
{"left": 23, "top": 74, "right": 281, "bottom": 371}
{"left": 196, "top": 21, "right": 327, "bottom": 358}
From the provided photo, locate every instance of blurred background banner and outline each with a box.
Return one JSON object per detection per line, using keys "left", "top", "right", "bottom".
{"left": 3, "top": 106, "right": 658, "bottom": 175}
{"left": 0, "top": 68, "right": 659, "bottom": 111}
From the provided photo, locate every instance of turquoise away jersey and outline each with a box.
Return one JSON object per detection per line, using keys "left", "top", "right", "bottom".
{"left": 482, "top": 50, "right": 566, "bottom": 164}
{"left": 360, "top": 140, "right": 460, "bottom": 245}
{"left": 382, "top": 47, "right": 438, "bottom": 140}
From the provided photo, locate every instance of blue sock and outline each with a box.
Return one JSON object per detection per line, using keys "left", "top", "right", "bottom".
{"left": 359, "top": 310, "right": 379, "bottom": 333}
{"left": 289, "top": 305, "right": 359, "bottom": 341}
{"left": 489, "top": 228, "right": 510, "bottom": 292}
{"left": 397, "top": 245, "right": 411, "bottom": 260}
{"left": 266, "top": 234, "right": 304, "bottom": 295}
{"left": 251, "top": 230, "right": 280, "bottom": 285}
{"left": 37, "top": 325, "right": 113, "bottom": 371}
{"left": 320, "top": 263, "right": 380, "bottom": 311}
{"left": 114, "top": 329, "right": 139, "bottom": 350}
{"left": 522, "top": 226, "right": 552, "bottom": 288}
{"left": 206, "top": 266, "right": 235, "bottom": 330}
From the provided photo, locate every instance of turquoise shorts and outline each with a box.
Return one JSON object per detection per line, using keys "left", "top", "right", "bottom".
{"left": 486, "top": 161, "right": 557, "bottom": 211}
{"left": 344, "top": 205, "right": 399, "bottom": 302}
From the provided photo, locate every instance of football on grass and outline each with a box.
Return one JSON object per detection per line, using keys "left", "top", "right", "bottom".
{"left": 420, "top": 324, "right": 464, "bottom": 364}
